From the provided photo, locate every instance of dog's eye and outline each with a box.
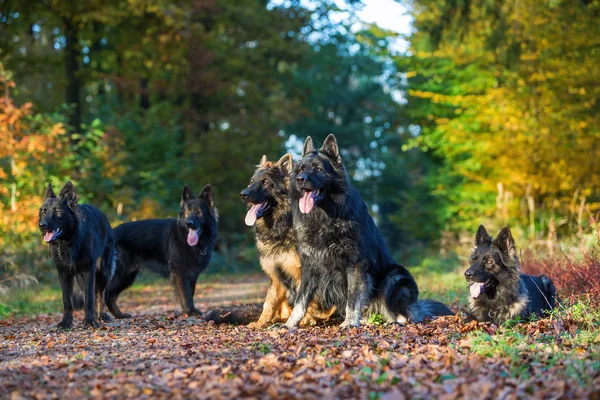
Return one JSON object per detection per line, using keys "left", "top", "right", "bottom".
{"left": 195, "top": 208, "right": 201, "bottom": 214}
{"left": 298, "top": 166, "right": 305, "bottom": 173}
{"left": 261, "top": 179, "right": 268, "bottom": 187}
{"left": 485, "top": 258, "right": 494, "bottom": 267}
{"left": 54, "top": 209, "right": 61, "bottom": 217}
{"left": 315, "top": 166, "right": 323, "bottom": 173}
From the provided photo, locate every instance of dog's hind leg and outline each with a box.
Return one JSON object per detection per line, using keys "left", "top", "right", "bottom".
{"left": 57, "top": 271, "right": 75, "bottom": 329}
{"left": 106, "top": 270, "right": 138, "bottom": 319}
{"left": 171, "top": 270, "right": 202, "bottom": 316}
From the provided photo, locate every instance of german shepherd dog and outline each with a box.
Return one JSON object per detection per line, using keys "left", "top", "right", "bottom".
{"left": 240, "top": 154, "right": 336, "bottom": 328}
{"left": 285, "top": 134, "right": 453, "bottom": 328}
{"left": 465, "top": 225, "right": 557, "bottom": 324}
{"left": 38, "top": 182, "right": 116, "bottom": 329}
{"left": 106, "top": 185, "right": 218, "bottom": 318}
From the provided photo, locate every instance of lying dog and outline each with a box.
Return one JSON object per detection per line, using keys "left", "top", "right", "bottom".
{"left": 465, "top": 225, "right": 557, "bottom": 324}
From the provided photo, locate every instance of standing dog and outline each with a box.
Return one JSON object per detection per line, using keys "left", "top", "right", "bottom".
{"left": 106, "top": 185, "right": 218, "bottom": 318}
{"left": 465, "top": 225, "right": 556, "bottom": 324}
{"left": 285, "top": 134, "right": 453, "bottom": 328}
{"left": 38, "top": 182, "right": 115, "bottom": 328}
{"left": 240, "top": 154, "right": 335, "bottom": 328}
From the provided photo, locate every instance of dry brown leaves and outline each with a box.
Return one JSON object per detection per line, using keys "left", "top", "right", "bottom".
{"left": 0, "top": 284, "right": 598, "bottom": 399}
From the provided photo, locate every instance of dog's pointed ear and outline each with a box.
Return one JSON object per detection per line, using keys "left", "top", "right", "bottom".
{"left": 44, "top": 183, "right": 56, "bottom": 199}
{"left": 181, "top": 185, "right": 194, "bottom": 204}
{"left": 475, "top": 225, "right": 492, "bottom": 247}
{"left": 58, "top": 181, "right": 77, "bottom": 208}
{"left": 259, "top": 155, "right": 268, "bottom": 168}
{"left": 493, "top": 226, "right": 516, "bottom": 257}
{"left": 302, "top": 136, "right": 315, "bottom": 156}
{"left": 320, "top": 133, "right": 342, "bottom": 164}
{"left": 199, "top": 184, "right": 215, "bottom": 208}
{"left": 275, "top": 153, "right": 293, "bottom": 176}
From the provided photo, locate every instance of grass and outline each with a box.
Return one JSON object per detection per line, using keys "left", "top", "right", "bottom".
{"left": 409, "top": 254, "right": 466, "bottom": 307}
{"left": 464, "top": 300, "right": 600, "bottom": 385}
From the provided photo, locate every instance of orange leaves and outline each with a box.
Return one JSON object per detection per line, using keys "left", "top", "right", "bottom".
{"left": 0, "top": 77, "right": 71, "bottom": 250}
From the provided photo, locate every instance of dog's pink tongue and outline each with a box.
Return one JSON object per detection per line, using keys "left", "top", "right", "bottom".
{"left": 187, "top": 229, "right": 199, "bottom": 246}
{"left": 470, "top": 282, "right": 485, "bottom": 298}
{"left": 299, "top": 191, "right": 315, "bottom": 214}
{"left": 245, "top": 203, "right": 263, "bottom": 226}
{"left": 43, "top": 231, "right": 54, "bottom": 243}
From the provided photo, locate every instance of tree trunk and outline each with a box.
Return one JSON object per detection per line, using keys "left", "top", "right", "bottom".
{"left": 140, "top": 77, "right": 150, "bottom": 109}
{"left": 64, "top": 15, "right": 81, "bottom": 137}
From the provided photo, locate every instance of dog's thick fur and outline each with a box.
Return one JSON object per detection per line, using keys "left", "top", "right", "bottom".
{"left": 285, "top": 134, "right": 453, "bottom": 328}
{"left": 240, "top": 154, "right": 336, "bottom": 327}
{"left": 39, "top": 182, "right": 116, "bottom": 328}
{"left": 465, "top": 225, "right": 557, "bottom": 324}
{"left": 106, "top": 185, "right": 218, "bottom": 317}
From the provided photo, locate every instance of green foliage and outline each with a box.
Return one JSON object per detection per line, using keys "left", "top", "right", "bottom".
{"left": 399, "top": 0, "right": 600, "bottom": 241}
{"left": 466, "top": 299, "right": 600, "bottom": 385}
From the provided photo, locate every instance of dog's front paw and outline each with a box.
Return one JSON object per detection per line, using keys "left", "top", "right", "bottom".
{"left": 248, "top": 321, "right": 269, "bottom": 329}
{"left": 266, "top": 322, "right": 289, "bottom": 330}
{"left": 339, "top": 319, "right": 360, "bottom": 329}
{"left": 115, "top": 312, "right": 133, "bottom": 319}
{"left": 100, "top": 312, "right": 112, "bottom": 322}
{"left": 184, "top": 308, "right": 204, "bottom": 317}
{"left": 57, "top": 319, "right": 73, "bottom": 329}
{"left": 83, "top": 318, "right": 100, "bottom": 328}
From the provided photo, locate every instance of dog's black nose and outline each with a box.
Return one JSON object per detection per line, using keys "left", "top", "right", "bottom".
{"left": 39, "top": 221, "right": 48, "bottom": 230}
{"left": 296, "top": 173, "right": 307, "bottom": 184}
{"left": 185, "top": 219, "right": 194, "bottom": 228}
{"left": 240, "top": 190, "right": 249, "bottom": 200}
{"left": 464, "top": 270, "right": 474, "bottom": 279}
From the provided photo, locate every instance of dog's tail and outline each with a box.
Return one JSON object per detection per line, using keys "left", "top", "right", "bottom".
{"left": 408, "top": 299, "right": 454, "bottom": 323}
{"left": 110, "top": 248, "right": 118, "bottom": 281}
{"left": 203, "top": 304, "right": 263, "bottom": 325}
{"left": 540, "top": 274, "right": 557, "bottom": 309}
{"left": 383, "top": 266, "right": 419, "bottom": 318}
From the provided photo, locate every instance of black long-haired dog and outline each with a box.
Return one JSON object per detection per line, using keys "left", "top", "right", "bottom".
{"left": 239, "top": 154, "right": 335, "bottom": 328}
{"left": 465, "top": 225, "right": 556, "bottom": 324}
{"left": 284, "top": 134, "right": 453, "bottom": 328}
{"left": 38, "top": 181, "right": 116, "bottom": 328}
{"left": 105, "top": 185, "right": 218, "bottom": 318}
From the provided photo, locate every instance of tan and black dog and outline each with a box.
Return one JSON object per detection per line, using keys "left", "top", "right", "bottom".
{"left": 241, "top": 154, "right": 335, "bottom": 328}
{"left": 465, "top": 225, "right": 557, "bottom": 324}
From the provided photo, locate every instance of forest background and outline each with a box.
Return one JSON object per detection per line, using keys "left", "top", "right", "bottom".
{"left": 1, "top": 0, "right": 599, "bottom": 291}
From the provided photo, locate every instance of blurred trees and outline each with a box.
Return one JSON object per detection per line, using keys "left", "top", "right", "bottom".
{"left": 2, "top": 0, "right": 599, "bottom": 280}
{"left": 2, "top": 0, "right": 430, "bottom": 274}
{"left": 400, "top": 0, "right": 600, "bottom": 240}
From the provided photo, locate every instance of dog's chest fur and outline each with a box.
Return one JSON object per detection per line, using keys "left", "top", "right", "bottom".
{"left": 255, "top": 212, "right": 300, "bottom": 280}
{"left": 469, "top": 280, "right": 529, "bottom": 324}
{"left": 294, "top": 209, "right": 360, "bottom": 267}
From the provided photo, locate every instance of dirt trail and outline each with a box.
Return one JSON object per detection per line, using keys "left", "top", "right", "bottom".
{"left": 0, "top": 276, "right": 597, "bottom": 399}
